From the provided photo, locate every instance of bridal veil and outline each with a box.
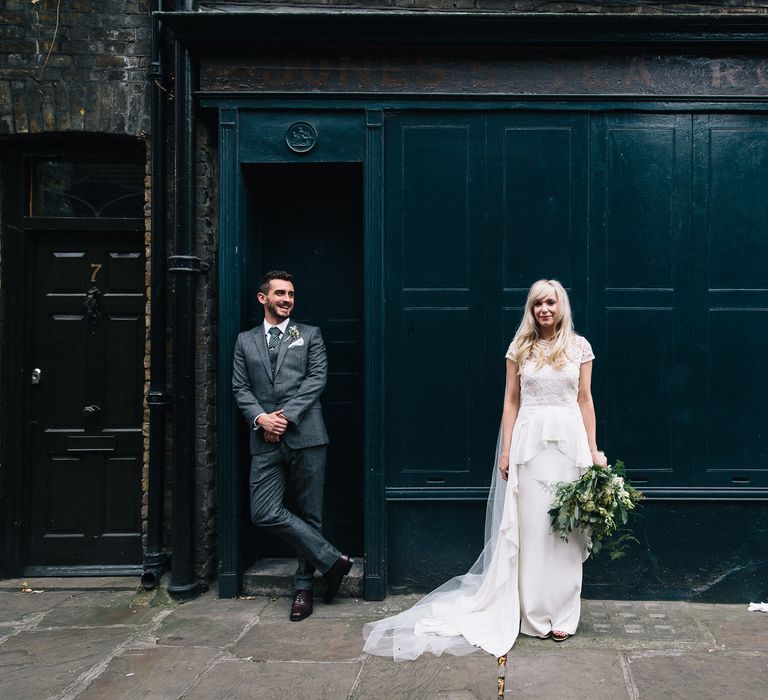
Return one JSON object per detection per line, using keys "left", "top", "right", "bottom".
{"left": 362, "top": 430, "right": 521, "bottom": 661}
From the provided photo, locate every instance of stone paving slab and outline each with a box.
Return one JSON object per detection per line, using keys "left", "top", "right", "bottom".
{"left": 58, "top": 589, "right": 139, "bottom": 607}
{"left": 628, "top": 650, "right": 768, "bottom": 700}
{"left": 154, "top": 595, "right": 270, "bottom": 647}
{"left": 185, "top": 659, "right": 362, "bottom": 700}
{"left": 41, "top": 599, "right": 158, "bottom": 629}
{"left": 0, "top": 627, "right": 128, "bottom": 700}
{"left": 688, "top": 603, "right": 768, "bottom": 652}
{"left": 76, "top": 646, "right": 222, "bottom": 700}
{"left": 356, "top": 649, "right": 631, "bottom": 699}
{"left": 504, "top": 650, "right": 630, "bottom": 699}
{"left": 232, "top": 617, "right": 366, "bottom": 662}
{"left": 354, "top": 652, "right": 501, "bottom": 699}
{"left": 0, "top": 591, "right": 76, "bottom": 625}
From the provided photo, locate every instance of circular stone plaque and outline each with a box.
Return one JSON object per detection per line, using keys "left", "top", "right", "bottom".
{"left": 286, "top": 122, "right": 317, "bottom": 153}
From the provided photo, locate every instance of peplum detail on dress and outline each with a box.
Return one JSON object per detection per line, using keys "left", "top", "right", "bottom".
{"left": 510, "top": 405, "right": 593, "bottom": 471}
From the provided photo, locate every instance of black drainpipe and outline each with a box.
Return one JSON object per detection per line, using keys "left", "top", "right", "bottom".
{"left": 142, "top": 0, "right": 170, "bottom": 591}
{"left": 167, "top": 0, "right": 204, "bottom": 599}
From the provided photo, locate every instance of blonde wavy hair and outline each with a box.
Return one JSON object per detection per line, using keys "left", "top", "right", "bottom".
{"left": 509, "top": 279, "right": 575, "bottom": 371}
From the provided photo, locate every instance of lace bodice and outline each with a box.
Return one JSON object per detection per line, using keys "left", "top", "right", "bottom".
{"left": 505, "top": 336, "right": 594, "bottom": 408}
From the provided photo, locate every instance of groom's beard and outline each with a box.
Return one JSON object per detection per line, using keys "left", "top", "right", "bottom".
{"left": 266, "top": 300, "right": 292, "bottom": 320}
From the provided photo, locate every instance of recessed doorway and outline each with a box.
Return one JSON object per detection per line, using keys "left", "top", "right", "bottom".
{"left": 241, "top": 163, "right": 365, "bottom": 566}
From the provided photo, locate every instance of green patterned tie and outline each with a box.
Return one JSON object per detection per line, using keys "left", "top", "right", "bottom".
{"left": 268, "top": 326, "right": 281, "bottom": 350}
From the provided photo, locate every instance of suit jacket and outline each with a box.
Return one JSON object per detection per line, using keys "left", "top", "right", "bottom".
{"left": 232, "top": 322, "right": 329, "bottom": 454}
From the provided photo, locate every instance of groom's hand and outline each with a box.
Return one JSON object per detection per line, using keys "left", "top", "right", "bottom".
{"left": 257, "top": 410, "right": 289, "bottom": 435}
{"left": 264, "top": 430, "right": 281, "bottom": 443}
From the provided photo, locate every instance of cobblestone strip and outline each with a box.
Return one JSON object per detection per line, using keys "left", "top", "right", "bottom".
{"left": 52, "top": 608, "right": 175, "bottom": 700}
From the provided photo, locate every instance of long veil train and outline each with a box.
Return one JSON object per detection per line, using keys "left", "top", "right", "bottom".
{"left": 362, "top": 429, "right": 521, "bottom": 661}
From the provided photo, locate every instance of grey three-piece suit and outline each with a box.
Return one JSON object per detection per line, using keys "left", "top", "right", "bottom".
{"left": 232, "top": 321, "right": 339, "bottom": 590}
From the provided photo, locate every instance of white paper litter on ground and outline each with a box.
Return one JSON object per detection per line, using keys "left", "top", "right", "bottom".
{"left": 747, "top": 602, "right": 768, "bottom": 612}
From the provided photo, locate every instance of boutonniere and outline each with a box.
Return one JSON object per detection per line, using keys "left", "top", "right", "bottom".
{"left": 286, "top": 326, "right": 304, "bottom": 348}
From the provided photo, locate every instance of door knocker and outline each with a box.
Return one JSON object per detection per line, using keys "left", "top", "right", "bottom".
{"left": 84, "top": 286, "right": 103, "bottom": 324}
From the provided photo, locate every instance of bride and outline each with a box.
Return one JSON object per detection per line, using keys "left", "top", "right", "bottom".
{"left": 363, "top": 279, "right": 607, "bottom": 661}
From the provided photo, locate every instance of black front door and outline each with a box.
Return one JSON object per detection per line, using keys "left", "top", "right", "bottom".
{"left": 26, "top": 231, "right": 145, "bottom": 570}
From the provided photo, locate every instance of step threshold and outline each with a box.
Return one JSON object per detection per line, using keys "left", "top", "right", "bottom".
{"left": 242, "top": 557, "right": 364, "bottom": 598}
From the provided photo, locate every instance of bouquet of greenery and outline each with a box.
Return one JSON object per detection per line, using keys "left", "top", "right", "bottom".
{"left": 547, "top": 460, "right": 644, "bottom": 559}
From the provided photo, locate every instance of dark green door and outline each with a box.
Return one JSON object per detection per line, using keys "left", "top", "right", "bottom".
{"left": 245, "top": 163, "right": 364, "bottom": 558}
{"left": 690, "top": 115, "right": 768, "bottom": 487}
{"left": 591, "top": 113, "right": 768, "bottom": 489}
{"left": 27, "top": 231, "right": 144, "bottom": 569}
{"left": 384, "top": 114, "right": 495, "bottom": 491}
{"left": 589, "top": 113, "right": 693, "bottom": 487}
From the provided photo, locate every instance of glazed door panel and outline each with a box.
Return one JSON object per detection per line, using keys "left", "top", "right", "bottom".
{"left": 27, "top": 231, "right": 144, "bottom": 567}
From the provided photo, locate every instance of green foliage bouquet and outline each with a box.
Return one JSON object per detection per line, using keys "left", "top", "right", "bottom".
{"left": 547, "top": 460, "right": 644, "bottom": 559}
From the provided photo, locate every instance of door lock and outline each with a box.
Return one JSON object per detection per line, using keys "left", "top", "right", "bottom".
{"left": 31, "top": 368, "right": 42, "bottom": 385}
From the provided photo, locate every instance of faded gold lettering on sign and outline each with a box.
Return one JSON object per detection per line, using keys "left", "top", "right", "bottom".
{"left": 90, "top": 263, "right": 102, "bottom": 283}
{"left": 711, "top": 60, "right": 744, "bottom": 89}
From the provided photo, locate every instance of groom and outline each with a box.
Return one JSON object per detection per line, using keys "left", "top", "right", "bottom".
{"left": 232, "top": 270, "right": 353, "bottom": 621}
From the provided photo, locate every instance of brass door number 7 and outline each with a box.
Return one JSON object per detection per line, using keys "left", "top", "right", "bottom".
{"left": 90, "top": 263, "right": 102, "bottom": 283}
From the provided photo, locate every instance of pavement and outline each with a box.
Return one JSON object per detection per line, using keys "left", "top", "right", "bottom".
{"left": 0, "top": 577, "right": 766, "bottom": 700}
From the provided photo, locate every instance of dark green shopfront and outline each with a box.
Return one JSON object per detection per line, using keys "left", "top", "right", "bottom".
{"left": 165, "top": 12, "right": 768, "bottom": 601}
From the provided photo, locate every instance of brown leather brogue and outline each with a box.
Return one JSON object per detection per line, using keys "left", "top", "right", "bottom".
{"left": 323, "top": 554, "right": 354, "bottom": 604}
{"left": 289, "top": 589, "right": 314, "bottom": 621}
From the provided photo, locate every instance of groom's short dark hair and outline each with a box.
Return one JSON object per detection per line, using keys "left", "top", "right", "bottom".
{"left": 259, "top": 270, "right": 294, "bottom": 295}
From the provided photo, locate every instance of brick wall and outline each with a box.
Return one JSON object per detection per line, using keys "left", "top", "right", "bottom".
{"left": 0, "top": 0, "right": 150, "bottom": 136}
{"left": 194, "top": 118, "right": 219, "bottom": 581}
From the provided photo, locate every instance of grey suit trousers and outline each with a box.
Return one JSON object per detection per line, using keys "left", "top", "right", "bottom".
{"left": 249, "top": 441, "right": 339, "bottom": 590}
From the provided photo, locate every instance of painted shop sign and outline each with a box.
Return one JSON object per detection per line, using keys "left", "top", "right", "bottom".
{"left": 201, "top": 51, "right": 768, "bottom": 96}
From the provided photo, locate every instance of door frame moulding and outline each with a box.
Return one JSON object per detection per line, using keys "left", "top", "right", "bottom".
{"left": 213, "top": 105, "right": 386, "bottom": 600}
{"left": 0, "top": 145, "right": 26, "bottom": 578}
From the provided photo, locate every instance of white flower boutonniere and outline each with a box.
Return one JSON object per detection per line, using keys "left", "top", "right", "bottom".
{"left": 287, "top": 326, "right": 304, "bottom": 348}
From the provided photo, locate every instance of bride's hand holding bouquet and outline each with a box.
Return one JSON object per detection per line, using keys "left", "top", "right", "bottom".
{"left": 548, "top": 458, "right": 644, "bottom": 559}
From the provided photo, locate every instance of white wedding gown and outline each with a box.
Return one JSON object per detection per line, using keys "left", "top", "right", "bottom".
{"left": 363, "top": 337, "right": 595, "bottom": 660}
